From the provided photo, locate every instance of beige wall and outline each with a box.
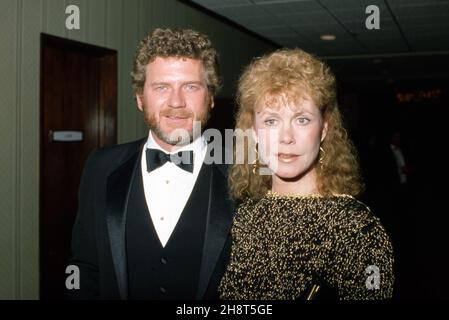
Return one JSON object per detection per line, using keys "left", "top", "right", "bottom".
{"left": 0, "top": 0, "right": 275, "bottom": 299}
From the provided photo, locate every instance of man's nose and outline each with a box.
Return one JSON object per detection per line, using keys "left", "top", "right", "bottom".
{"left": 168, "top": 87, "right": 186, "bottom": 108}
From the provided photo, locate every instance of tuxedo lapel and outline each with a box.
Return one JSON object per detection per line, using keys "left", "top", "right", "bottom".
{"left": 196, "top": 163, "right": 234, "bottom": 299}
{"left": 105, "top": 143, "right": 143, "bottom": 299}
{"left": 104, "top": 137, "right": 233, "bottom": 300}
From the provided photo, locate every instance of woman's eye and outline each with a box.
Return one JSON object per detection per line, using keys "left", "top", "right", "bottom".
{"left": 264, "top": 119, "right": 277, "bottom": 126}
{"left": 297, "top": 117, "right": 310, "bottom": 125}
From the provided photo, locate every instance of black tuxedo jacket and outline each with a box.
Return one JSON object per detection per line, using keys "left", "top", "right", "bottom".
{"left": 66, "top": 138, "right": 235, "bottom": 299}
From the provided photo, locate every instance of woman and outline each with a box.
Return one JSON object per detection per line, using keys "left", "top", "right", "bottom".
{"left": 218, "top": 49, "right": 394, "bottom": 300}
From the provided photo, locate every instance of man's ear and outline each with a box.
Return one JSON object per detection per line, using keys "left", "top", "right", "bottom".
{"left": 209, "top": 95, "right": 215, "bottom": 109}
{"left": 321, "top": 121, "right": 328, "bottom": 143}
{"left": 136, "top": 93, "right": 143, "bottom": 112}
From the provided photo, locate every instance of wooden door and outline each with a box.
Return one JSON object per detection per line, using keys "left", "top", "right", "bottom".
{"left": 40, "top": 34, "right": 117, "bottom": 299}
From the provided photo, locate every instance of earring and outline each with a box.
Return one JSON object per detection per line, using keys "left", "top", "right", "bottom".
{"left": 252, "top": 143, "right": 260, "bottom": 175}
{"left": 319, "top": 146, "right": 325, "bottom": 170}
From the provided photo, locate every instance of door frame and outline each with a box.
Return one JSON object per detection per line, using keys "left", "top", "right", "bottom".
{"left": 39, "top": 33, "right": 117, "bottom": 299}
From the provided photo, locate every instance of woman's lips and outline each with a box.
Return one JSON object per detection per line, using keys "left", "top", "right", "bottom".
{"left": 277, "top": 153, "right": 299, "bottom": 163}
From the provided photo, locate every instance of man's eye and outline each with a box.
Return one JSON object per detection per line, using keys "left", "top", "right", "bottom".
{"left": 155, "top": 86, "right": 167, "bottom": 91}
{"left": 185, "top": 84, "right": 199, "bottom": 91}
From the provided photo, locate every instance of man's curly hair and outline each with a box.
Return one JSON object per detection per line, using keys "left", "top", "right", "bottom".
{"left": 131, "top": 28, "right": 220, "bottom": 96}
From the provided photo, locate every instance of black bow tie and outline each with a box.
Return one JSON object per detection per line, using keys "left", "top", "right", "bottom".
{"left": 146, "top": 148, "right": 194, "bottom": 173}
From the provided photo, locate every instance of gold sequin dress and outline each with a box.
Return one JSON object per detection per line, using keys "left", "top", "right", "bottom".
{"left": 218, "top": 192, "right": 394, "bottom": 300}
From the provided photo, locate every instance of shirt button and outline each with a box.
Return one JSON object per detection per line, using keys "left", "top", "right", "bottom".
{"left": 159, "top": 286, "right": 166, "bottom": 294}
{"left": 161, "top": 257, "right": 167, "bottom": 264}
{"left": 160, "top": 217, "right": 164, "bottom": 221}
{"left": 165, "top": 180, "right": 169, "bottom": 184}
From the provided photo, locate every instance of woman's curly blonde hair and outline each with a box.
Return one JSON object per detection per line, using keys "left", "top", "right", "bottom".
{"left": 131, "top": 28, "right": 220, "bottom": 96}
{"left": 229, "top": 48, "right": 364, "bottom": 200}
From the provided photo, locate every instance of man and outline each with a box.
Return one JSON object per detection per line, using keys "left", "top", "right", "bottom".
{"left": 67, "top": 28, "right": 234, "bottom": 299}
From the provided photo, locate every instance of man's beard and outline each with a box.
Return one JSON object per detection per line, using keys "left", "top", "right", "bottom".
{"left": 143, "top": 106, "right": 211, "bottom": 146}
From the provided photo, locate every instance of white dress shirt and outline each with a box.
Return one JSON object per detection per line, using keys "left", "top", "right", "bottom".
{"left": 140, "top": 131, "right": 207, "bottom": 247}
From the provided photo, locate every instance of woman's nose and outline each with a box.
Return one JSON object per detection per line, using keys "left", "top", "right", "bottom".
{"left": 279, "top": 125, "right": 295, "bottom": 145}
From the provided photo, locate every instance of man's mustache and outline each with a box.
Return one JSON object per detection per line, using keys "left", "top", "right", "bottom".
{"left": 160, "top": 109, "right": 193, "bottom": 118}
